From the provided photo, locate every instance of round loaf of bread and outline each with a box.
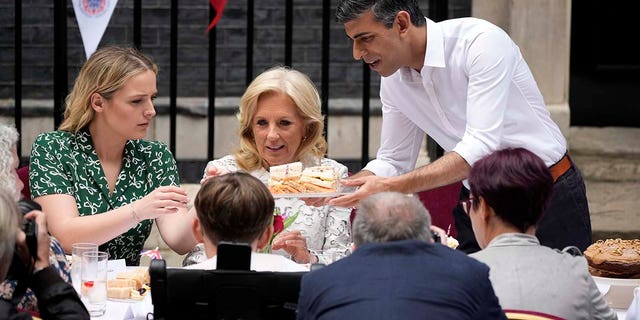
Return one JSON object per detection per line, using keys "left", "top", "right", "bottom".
{"left": 584, "top": 239, "right": 640, "bottom": 278}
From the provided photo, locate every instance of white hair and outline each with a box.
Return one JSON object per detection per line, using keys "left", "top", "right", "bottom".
{"left": 0, "top": 123, "right": 19, "bottom": 200}
{"left": 0, "top": 192, "right": 19, "bottom": 279}
{"left": 352, "top": 192, "right": 432, "bottom": 245}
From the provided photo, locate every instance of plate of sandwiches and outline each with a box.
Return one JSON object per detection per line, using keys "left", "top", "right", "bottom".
{"left": 268, "top": 162, "right": 357, "bottom": 198}
{"left": 106, "top": 267, "right": 151, "bottom": 302}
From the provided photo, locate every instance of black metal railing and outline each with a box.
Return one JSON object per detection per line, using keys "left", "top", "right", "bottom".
{"left": 11, "top": 0, "right": 453, "bottom": 179}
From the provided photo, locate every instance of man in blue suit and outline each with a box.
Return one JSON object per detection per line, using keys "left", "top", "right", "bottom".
{"left": 297, "top": 192, "right": 506, "bottom": 319}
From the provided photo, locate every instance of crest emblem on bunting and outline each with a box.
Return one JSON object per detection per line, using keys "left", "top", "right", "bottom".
{"left": 72, "top": 0, "right": 118, "bottom": 58}
{"left": 80, "top": 0, "right": 108, "bottom": 17}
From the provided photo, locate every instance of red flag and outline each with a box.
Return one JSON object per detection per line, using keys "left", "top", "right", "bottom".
{"left": 207, "top": 0, "right": 227, "bottom": 32}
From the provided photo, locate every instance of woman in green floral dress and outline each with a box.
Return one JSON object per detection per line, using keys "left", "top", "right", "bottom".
{"left": 29, "top": 47, "right": 197, "bottom": 266}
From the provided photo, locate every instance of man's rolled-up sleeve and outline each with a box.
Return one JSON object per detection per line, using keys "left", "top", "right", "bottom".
{"left": 363, "top": 101, "right": 424, "bottom": 177}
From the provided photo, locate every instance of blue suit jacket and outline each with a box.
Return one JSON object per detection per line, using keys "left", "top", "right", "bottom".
{"left": 297, "top": 240, "right": 506, "bottom": 320}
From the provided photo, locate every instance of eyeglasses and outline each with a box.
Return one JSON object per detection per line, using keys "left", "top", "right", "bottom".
{"left": 460, "top": 197, "right": 476, "bottom": 215}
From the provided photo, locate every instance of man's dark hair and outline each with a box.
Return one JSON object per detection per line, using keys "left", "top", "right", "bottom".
{"left": 194, "top": 172, "right": 274, "bottom": 245}
{"left": 468, "top": 148, "right": 554, "bottom": 233}
{"left": 352, "top": 192, "right": 432, "bottom": 246}
{"left": 336, "top": 0, "right": 425, "bottom": 28}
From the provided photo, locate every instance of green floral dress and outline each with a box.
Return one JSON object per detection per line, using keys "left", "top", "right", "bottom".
{"left": 29, "top": 130, "right": 180, "bottom": 266}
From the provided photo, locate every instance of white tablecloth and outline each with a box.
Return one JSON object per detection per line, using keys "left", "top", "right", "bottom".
{"left": 593, "top": 276, "right": 636, "bottom": 320}
{"left": 84, "top": 260, "right": 154, "bottom": 319}
{"left": 90, "top": 294, "right": 153, "bottom": 320}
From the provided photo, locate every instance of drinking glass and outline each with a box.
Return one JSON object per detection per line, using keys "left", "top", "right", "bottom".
{"left": 71, "top": 243, "right": 98, "bottom": 294}
{"left": 81, "top": 251, "right": 108, "bottom": 317}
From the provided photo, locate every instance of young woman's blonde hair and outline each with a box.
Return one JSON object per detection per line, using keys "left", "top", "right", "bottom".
{"left": 234, "top": 66, "right": 327, "bottom": 171}
{"left": 0, "top": 192, "right": 19, "bottom": 279}
{"left": 59, "top": 46, "right": 158, "bottom": 132}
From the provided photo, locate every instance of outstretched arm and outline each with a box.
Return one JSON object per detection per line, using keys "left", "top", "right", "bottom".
{"left": 330, "top": 152, "right": 470, "bottom": 207}
{"left": 156, "top": 205, "right": 197, "bottom": 254}
{"left": 35, "top": 185, "right": 189, "bottom": 253}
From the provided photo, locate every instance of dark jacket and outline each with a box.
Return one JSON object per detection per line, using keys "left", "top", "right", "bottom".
{"left": 297, "top": 240, "right": 506, "bottom": 320}
{"left": 0, "top": 267, "right": 89, "bottom": 320}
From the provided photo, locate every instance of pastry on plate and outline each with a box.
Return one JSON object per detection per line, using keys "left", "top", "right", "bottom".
{"left": 585, "top": 238, "right": 640, "bottom": 278}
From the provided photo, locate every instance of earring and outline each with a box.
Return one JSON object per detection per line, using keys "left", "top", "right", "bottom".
{"left": 302, "top": 136, "right": 307, "bottom": 141}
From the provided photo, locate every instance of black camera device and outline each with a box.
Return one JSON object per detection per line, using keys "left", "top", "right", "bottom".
{"left": 17, "top": 200, "right": 39, "bottom": 258}
{"left": 5, "top": 200, "right": 40, "bottom": 282}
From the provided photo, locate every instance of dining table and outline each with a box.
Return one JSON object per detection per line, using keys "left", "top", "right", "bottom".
{"left": 86, "top": 259, "right": 153, "bottom": 320}
{"left": 85, "top": 261, "right": 636, "bottom": 319}
{"left": 593, "top": 275, "right": 638, "bottom": 320}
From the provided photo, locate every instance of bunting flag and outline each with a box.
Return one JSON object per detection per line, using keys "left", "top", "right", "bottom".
{"left": 72, "top": 0, "right": 118, "bottom": 59}
{"left": 207, "top": 0, "right": 227, "bottom": 32}
{"left": 140, "top": 247, "right": 162, "bottom": 260}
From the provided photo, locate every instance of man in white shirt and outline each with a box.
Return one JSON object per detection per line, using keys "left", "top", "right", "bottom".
{"left": 330, "top": 0, "right": 592, "bottom": 254}
{"left": 186, "top": 172, "right": 307, "bottom": 272}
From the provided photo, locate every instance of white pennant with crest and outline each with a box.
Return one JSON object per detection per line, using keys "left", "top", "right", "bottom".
{"left": 72, "top": 0, "right": 118, "bottom": 59}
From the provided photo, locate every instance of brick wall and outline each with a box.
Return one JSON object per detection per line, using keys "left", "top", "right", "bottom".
{"left": 0, "top": 0, "right": 470, "bottom": 100}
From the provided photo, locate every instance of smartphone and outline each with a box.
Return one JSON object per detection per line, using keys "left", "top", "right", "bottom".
{"left": 217, "top": 241, "right": 251, "bottom": 270}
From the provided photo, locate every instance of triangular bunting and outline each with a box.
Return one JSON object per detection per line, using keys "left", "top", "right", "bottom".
{"left": 207, "top": 0, "right": 227, "bottom": 32}
{"left": 72, "top": 0, "right": 118, "bottom": 59}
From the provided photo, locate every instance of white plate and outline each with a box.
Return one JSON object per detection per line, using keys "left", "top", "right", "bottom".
{"left": 272, "top": 186, "right": 358, "bottom": 199}
{"left": 108, "top": 297, "right": 145, "bottom": 303}
{"left": 592, "top": 276, "right": 640, "bottom": 309}
{"left": 592, "top": 276, "right": 640, "bottom": 287}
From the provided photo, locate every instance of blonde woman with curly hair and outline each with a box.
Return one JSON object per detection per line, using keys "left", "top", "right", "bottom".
{"left": 0, "top": 123, "right": 87, "bottom": 317}
{"left": 29, "top": 47, "right": 196, "bottom": 266}
{"left": 184, "top": 66, "right": 351, "bottom": 266}
{"left": 0, "top": 124, "right": 21, "bottom": 200}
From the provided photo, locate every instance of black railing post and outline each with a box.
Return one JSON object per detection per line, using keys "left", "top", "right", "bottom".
{"left": 426, "top": 0, "right": 448, "bottom": 160}
{"left": 429, "top": 0, "right": 449, "bottom": 22}
{"left": 321, "top": 0, "right": 330, "bottom": 146}
{"left": 53, "top": 0, "right": 68, "bottom": 129}
{"left": 14, "top": 0, "right": 22, "bottom": 155}
{"left": 361, "top": 64, "right": 370, "bottom": 168}
{"left": 207, "top": 5, "right": 217, "bottom": 160}
{"left": 246, "top": 0, "right": 254, "bottom": 86}
{"left": 169, "top": 0, "right": 178, "bottom": 155}
{"left": 133, "top": 0, "right": 142, "bottom": 50}
{"left": 284, "top": 0, "right": 293, "bottom": 67}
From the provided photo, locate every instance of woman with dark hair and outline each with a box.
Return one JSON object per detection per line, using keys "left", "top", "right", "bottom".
{"left": 468, "top": 148, "right": 614, "bottom": 319}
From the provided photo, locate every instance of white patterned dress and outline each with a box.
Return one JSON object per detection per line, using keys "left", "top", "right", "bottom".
{"left": 184, "top": 155, "right": 352, "bottom": 266}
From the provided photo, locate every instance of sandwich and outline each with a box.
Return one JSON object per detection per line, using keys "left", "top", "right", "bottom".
{"left": 300, "top": 166, "right": 339, "bottom": 193}
{"left": 268, "top": 162, "right": 305, "bottom": 194}
{"left": 106, "top": 267, "right": 151, "bottom": 300}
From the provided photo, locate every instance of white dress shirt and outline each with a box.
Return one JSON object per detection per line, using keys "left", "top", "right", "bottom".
{"left": 185, "top": 252, "right": 309, "bottom": 272}
{"left": 364, "top": 17, "right": 566, "bottom": 178}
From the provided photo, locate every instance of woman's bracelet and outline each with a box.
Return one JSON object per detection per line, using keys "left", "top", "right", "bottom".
{"left": 130, "top": 202, "right": 141, "bottom": 223}
{"left": 292, "top": 249, "right": 317, "bottom": 264}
